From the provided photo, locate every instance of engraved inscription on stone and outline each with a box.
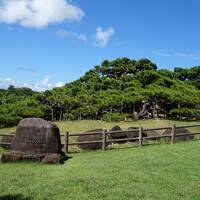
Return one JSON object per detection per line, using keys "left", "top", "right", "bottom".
{"left": 1, "top": 118, "right": 64, "bottom": 164}
{"left": 11, "top": 118, "right": 62, "bottom": 154}
{"left": 24, "top": 136, "right": 47, "bottom": 144}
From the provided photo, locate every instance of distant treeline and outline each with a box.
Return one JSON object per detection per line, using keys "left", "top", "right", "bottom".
{"left": 1, "top": 57, "right": 200, "bottom": 128}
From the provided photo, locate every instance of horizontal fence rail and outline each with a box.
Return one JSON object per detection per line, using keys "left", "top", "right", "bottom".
{"left": 1, "top": 124, "right": 200, "bottom": 153}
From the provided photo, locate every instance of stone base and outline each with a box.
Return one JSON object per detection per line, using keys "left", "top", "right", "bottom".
{"left": 1, "top": 151, "right": 63, "bottom": 164}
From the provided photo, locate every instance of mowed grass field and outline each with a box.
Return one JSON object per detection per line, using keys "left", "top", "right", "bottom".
{"left": 1, "top": 120, "right": 200, "bottom": 200}
{"left": 1, "top": 141, "right": 200, "bottom": 200}
{"left": 1, "top": 119, "right": 200, "bottom": 134}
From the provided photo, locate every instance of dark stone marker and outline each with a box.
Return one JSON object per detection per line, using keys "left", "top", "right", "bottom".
{"left": 126, "top": 127, "right": 147, "bottom": 142}
{"left": 162, "top": 128, "right": 194, "bottom": 142}
{"left": 77, "top": 129, "right": 104, "bottom": 150}
{"left": 109, "top": 126, "right": 127, "bottom": 144}
{"left": 1, "top": 118, "right": 65, "bottom": 164}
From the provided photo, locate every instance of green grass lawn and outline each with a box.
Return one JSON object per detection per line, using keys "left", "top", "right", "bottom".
{"left": 1, "top": 119, "right": 200, "bottom": 134}
{"left": 1, "top": 140, "right": 200, "bottom": 200}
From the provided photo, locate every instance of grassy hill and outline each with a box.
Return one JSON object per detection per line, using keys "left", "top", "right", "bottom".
{"left": 1, "top": 140, "right": 200, "bottom": 200}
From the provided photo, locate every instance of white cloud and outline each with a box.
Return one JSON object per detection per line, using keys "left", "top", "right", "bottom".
{"left": 55, "top": 29, "right": 87, "bottom": 42}
{"left": 153, "top": 50, "right": 200, "bottom": 60}
{"left": 42, "top": 75, "right": 50, "bottom": 86}
{"left": 175, "top": 52, "right": 200, "bottom": 60}
{"left": 153, "top": 50, "right": 171, "bottom": 57}
{"left": 0, "top": 0, "right": 84, "bottom": 28}
{"left": 95, "top": 26, "right": 115, "bottom": 48}
{"left": 55, "top": 82, "right": 65, "bottom": 87}
{"left": 0, "top": 76, "right": 65, "bottom": 91}
{"left": 17, "top": 66, "right": 37, "bottom": 73}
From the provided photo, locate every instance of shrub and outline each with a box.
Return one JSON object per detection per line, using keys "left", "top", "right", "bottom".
{"left": 63, "top": 113, "right": 76, "bottom": 121}
{"left": 102, "top": 113, "right": 128, "bottom": 122}
{"left": 170, "top": 108, "right": 200, "bottom": 118}
{"left": 0, "top": 115, "right": 22, "bottom": 128}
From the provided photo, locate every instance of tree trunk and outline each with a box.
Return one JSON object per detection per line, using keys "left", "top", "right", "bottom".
{"left": 178, "top": 103, "right": 181, "bottom": 119}
{"left": 59, "top": 108, "right": 63, "bottom": 121}
{"left": 51, "top": 108, "right": 54, "bottom": 121}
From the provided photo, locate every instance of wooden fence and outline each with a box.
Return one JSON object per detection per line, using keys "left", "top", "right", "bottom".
{"left": 1, "top": 124, "right": 200, "bottom": 154}
{"left": 61, "top": 124, "right": 200, "bottom": 153}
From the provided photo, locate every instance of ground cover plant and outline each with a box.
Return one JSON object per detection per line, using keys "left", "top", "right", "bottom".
{"left": 0, "top": 140, "right": 200, "bottom": 200}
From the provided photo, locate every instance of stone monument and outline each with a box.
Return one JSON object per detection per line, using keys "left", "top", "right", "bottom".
{"left": 1, "top": 118, "right": 66, "bottom": 164}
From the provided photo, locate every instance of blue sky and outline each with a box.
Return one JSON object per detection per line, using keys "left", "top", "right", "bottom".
{"left": 0, "top": 0, "right": 200, "bottom": 91}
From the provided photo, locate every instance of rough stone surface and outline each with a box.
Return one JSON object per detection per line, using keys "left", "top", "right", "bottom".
{"left": 126, "top": 127, "right": 139, "bottom": 138}
{"left": 109, "top": 126, "right": 127, "bottom": 143}
{"left": 12, "top": 118, "right": 62, "bottom": 154}
{"left": 162, "top": 128, "right": 194, "bottom": 142}
{"left": 0, "top": 132, "right": 15, "bottom": 149}
{"left": 77, "top": 129, "right": 104, "bottom": 150}
{"left": 1, "top": 118, "right": 64, "bottom": 164}
{"left": 144, "top": 130, "right": 160, "bottom": 141}
{"left": 126, "top": 127, "right": 147, "bottom": 142}
{"left": 41, "top": 153, "right": 61, "bottom": 164}
{"left": 1, "top": 151, "right": 22, "bottom": 163}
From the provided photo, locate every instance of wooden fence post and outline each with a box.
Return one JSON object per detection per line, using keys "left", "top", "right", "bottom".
{"left": 102, "top": 129, "right": 107, "bottom": 151}
{"left": 139, "top": 127, "right": 143, "bottom": 147}
{"left": 171, "top": 125, "right": 176, "bottom": 144}
{"left": 64, "top": 131, "right": 69, "bottom": 154}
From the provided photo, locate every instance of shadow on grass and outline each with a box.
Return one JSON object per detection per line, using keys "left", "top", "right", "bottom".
{"left": 0, "top": 194, "right": 32, "bottom": 200}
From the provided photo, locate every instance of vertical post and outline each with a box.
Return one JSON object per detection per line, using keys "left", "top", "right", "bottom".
{"left": 171, "top": 125, "right": 176, "bottom": 144}
{"left": 102, "top": 129, "right": 107, "bottom": 151}
{"left": 64, "top": 131, "right": 69, "bottom": 154}
{"left": 139, "top": 127, "right": 143, "bottom": 147}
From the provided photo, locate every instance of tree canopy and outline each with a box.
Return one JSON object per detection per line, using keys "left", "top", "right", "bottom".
{"left": 1, "top": 57, "right": 200, "bottom": 127}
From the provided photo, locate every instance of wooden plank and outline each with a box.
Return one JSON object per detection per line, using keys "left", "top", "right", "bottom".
{"left": 139, "top": 127, "right": 143, "bottom": 147}
{"left": 189, "top": 132, "right": 200, "bottom": 136}
{"left": 0, "top": 134, "right": 15, "bottom": 137}
{"left": 102, "top": 129, "right": 107, "bottom": 151}
{"left": 175, "top": 132, "right": 200, "bottom": 137}
{"left": 64, "top": 132, "right": 69, "bottom": 154}
{"left": 107, "top": 137, "right": 139, "bottom": 143}
{"left": 69, "top": 132, "right": 103, "bottom": 137}
{"left": 143, "top": 127, "right": 172, "bottom": 131}
{"left": 171, "top": 124, "right": 176, "bottom": 144}
{"left": 107, "top": 129, "right": 139, "bottom": 135}
{"left": 177, "top": 124, "right": 200, "bottom": 129}
{"left": 69, "top": 140, "right": 103, "bottom": 146}
{"left": 143, "top": 135, "right": 169, "bottom": 140}
{"left": 0, "top": 142, "right": 11, "bottom": 145}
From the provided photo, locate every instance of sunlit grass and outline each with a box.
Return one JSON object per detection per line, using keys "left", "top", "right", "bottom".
{"left": 1, "top": 140, "right": 200, "bottom": 200}
{"left": 1, "top": 119, "right": 200, "bottom": 134}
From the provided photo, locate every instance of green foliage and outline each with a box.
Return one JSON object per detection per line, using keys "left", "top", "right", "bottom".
{"left": 102, "top": 112, "right": 128, "bottom": 122}
{"left": 170, "top": 108, "right": 200, "bottom": 118}
{"left": 0, "top": 114, "right": 22, "bottom": 128}
{"left": 63, "top": 113, "right": 77, "bottom": 121}
{"left": 1, "top": 57, "right": 200, "bottom": 127}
